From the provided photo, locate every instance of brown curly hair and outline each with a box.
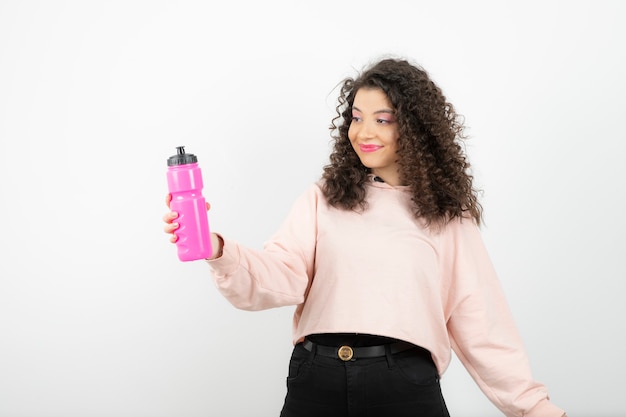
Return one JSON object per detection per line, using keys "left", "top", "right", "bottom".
{"left": 321, "top": 57, "right": 483, "bottom": 227}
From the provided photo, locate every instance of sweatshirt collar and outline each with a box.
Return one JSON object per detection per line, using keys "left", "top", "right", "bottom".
{"left": 367, "top": 174, "right": 411, "bottom": 191}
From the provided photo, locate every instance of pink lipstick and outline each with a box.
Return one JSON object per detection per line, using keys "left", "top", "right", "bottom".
{"left": 359, "top": 144, "right": 382, "bottom": 153}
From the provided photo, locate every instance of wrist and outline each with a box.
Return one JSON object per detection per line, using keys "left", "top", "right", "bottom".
{"left": 207, "top": 233, "right": 224, "bottom": 260}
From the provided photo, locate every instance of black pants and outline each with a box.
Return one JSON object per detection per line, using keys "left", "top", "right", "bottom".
{"left": 279, "top": 342, "right": 450, "bottom": 417}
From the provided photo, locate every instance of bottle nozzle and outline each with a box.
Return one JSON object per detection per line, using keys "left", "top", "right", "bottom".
{"left": 167, "top": 145, "right": 197, "bottom": 166}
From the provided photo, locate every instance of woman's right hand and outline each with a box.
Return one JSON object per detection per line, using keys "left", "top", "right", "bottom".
{"left": 164, "top": 194, "right": 212, "bottom": 243}
{"left": 163, "top": 194, "right": 180, "bottom": 243}
{"left": 163, "top": 194, "right": 222, "bottom": 259}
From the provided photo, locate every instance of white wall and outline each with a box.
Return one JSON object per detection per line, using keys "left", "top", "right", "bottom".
{"left": 1, "top": 1, "right": 624, "bottom": 416}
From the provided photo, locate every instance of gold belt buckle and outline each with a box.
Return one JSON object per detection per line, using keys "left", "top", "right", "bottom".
{"left": 338, "top": 345, "right": 354, "bottom": 361}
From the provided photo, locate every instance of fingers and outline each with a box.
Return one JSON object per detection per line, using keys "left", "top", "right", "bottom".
{"left": 163, "top": 195, "right": 179, "bottom": 243}
{"left": 163, "top": 220, "right": 178, "bottom": 232}
{"left": 163, "top": 194, "right": 211, "bottom": 246}
{"left": 164, "top": 220, "right": 179, "bottom": 243}
{"left": 163, "top": 208, "right": 179, "bottom": 243}
{"left": 163, "top": 211, "right": 178, "bottom": 224}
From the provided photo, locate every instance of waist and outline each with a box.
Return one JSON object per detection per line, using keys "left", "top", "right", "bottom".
{"left": 302, "top": 333, "right": 425, "bottom": 362}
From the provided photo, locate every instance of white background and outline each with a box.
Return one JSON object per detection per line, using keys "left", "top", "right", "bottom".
{"left": 1, "top": 1, "right": 624, "bottom": 416}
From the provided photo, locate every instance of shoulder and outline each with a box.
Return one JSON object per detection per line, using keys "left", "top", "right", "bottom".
{"left": 436, "top": 215, "right": 484, "bottom": 250}
{"left": 446, "top": 215, "right": 481, "bottom": 235}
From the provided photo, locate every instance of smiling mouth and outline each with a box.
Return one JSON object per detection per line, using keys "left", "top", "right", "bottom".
{"left": 359, "top": 144, "right": 382, "bottom": 153}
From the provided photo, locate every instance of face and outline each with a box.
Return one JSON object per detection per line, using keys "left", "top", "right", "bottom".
{"left": 348, "top": 88, "right": 402, "bottom": 185}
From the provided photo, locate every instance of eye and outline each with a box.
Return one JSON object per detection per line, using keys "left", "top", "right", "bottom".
{"left": 351, "top": 115, "right": 362, "bottom": 122}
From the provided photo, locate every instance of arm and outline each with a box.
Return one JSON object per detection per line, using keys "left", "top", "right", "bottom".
{"left": 442, "top": 220, "right": 565, "bottom": 417}
{"left": 205, "top": 185, "right": 320, "bottom": 311}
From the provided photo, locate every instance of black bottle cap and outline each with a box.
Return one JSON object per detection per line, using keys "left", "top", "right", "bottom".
{"left": 167, "top": 146, "right": 198, "bottom": 166}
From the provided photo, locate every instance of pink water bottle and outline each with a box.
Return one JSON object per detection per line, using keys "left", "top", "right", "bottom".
{"left": 166, "top": 146, "right": 212, "bottom": 261}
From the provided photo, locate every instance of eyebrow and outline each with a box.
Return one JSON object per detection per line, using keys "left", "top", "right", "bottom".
{"left": 352, "top": 106, "right": 395, "bottom": 115}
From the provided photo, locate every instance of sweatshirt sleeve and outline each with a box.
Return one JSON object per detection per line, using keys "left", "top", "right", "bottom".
{"left": 442, "top": 220, "right": 565, "bottom": 417}
{"left": 204, "top": 184, "right": 319, "bottom": 311}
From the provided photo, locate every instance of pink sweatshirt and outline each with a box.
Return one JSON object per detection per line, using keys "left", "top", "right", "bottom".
{"left": 207, "top": 179, "right": 565, "bottom": 417}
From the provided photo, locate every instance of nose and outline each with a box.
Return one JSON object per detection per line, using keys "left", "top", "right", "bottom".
{"left": 355, "top": 120, "right": 375, "bottom": 140}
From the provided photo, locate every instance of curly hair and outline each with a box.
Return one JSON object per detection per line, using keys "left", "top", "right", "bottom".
{"left": 321, "top": 57, "right": 483, "bottom": 227}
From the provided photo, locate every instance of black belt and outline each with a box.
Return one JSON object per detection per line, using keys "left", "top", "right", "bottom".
{"left": 302, "top": 338, "right": 415, "bottom": 362}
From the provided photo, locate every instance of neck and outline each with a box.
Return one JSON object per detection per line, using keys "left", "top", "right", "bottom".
{"left": 371, "top": 171, "right": 403, "bottom": 186}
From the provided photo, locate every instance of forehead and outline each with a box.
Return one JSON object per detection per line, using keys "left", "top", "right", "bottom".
{"left": 353, "top": 88, "right": 393, "bottom": 110}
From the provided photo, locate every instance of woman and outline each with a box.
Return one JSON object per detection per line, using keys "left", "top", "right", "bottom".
{"left": 164, "top": 57, "right": 567, "bottom": 417}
